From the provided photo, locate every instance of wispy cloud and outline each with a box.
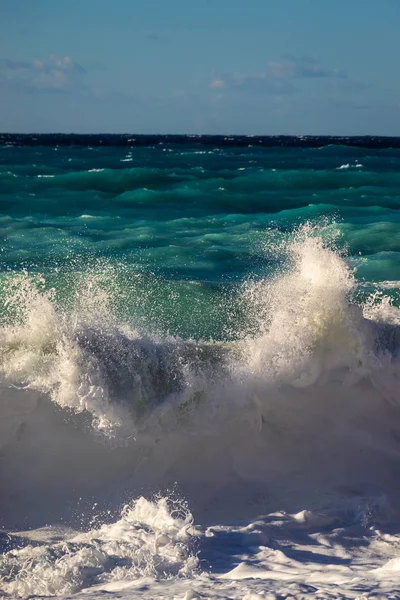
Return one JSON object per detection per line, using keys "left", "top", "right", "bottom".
{"left": 0, "top": 55, "right": 86, "bottom": 91}
{"left": 146, "top": 33, "right": 165, "bottom": 42}
{"left": 210, "top": 79, "right": 225, "bottom": 89}
{"left": 48, "top": 55, "right": 85, "bottom": 73}
{"left": 210, "top": 56, "right": 349, "bottom": 98}
{"left": 0, "top": 59, "right": 32, "bottom": 70}
{"left": 334, "top": 80, "right": 372, "bottom": 93}
{"left": 326, "top": 98, "right": 371, "bottom": 110}
{"left": 268, "top": 56, "right": 346, "bottom": 79}
{"left": 210, "top": 73, "right": 296, "bottom": 95}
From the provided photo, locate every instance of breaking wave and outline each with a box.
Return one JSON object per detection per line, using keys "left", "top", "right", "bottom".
{"left": 1, "top": 225, "right": 400, "bottom": 596}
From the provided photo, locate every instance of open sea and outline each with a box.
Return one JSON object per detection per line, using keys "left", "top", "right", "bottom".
{"left": 1, "top": 134, "right": 400, "bottom": 599}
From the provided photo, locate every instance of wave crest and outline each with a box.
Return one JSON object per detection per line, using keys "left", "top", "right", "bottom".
{"left": 1, "top": 225, "right": 400, "bottom": 530}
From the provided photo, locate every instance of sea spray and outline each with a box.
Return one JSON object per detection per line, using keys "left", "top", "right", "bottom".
{"left": 0, "top": 228, "right": 400, "bottom": 525}
{"left": 0, "top": 496, "right": 198, "bottom": 598}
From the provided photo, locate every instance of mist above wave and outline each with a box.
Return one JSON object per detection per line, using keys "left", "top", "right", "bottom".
{"left": 0, "top": 226, "right": 399, "bottom": 526}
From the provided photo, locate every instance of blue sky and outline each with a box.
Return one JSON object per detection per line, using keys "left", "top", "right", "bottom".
{"left": 1, "top": 0, "right": 399, "bottom": 135}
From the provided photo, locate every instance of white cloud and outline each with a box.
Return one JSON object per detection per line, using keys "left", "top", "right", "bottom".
{"left": 210, "top": 79, "right": 225, "bottom": 89}
{"left": 268, "top": 57, "right": 346, "bottom": 79}
{"left": 33, "top": 69, "right": 69, "bottom": 89}
{"left": 209, "top": 56, "right": 351, "bottom": 99}
{"left": 210, "top": 73, "right": 296, "bottom": 95}
{"left": 48, "top": 55, "right": 85, "bottom": 73}
{"left": 33, "top": 59, "right": 45, "bottom": 70}
{"left": 0, "top": 55, "right": 86, "bottom": 91}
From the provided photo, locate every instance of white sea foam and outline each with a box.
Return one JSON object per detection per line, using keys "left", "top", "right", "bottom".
{"left": 1, "top": 497, "right": 198, "bottom": 598}
{"left": 337, "top": 163, "right": 364, "bottom": 169}
{"left": 1, "top": 225, "right": 400, "bottom": 598}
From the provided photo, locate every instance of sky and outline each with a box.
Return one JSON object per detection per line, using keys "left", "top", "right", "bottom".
{"left": 1, "top": 0, "right": 399, "bottom": 135}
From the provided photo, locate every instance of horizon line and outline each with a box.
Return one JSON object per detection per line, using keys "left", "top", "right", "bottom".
{"left": 1, "top": 132, "right": 400, "bottom": 138}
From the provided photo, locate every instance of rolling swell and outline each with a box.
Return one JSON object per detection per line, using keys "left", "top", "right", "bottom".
{"left": 1, "top": 141, "right": 400, "bottom": 297}
{"left": 3, "top": 166, "right": 400, "bottom": 197}
{"left": 2, "top": 167, "right": 400, "bottom": 227}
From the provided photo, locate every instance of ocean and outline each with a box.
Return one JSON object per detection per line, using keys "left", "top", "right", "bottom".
{"left": 0, "top": 134, "right": 400, "bottom": 599}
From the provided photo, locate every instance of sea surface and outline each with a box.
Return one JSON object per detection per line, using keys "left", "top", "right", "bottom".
{"left": 1, "top": 134, "right": 400, "bottom": 599}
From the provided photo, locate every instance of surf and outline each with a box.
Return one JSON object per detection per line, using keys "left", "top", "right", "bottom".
{"left": 1, "top": 224, "right": 400, "bottom": 596}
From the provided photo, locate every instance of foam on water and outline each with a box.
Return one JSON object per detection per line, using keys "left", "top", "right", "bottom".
{"left": 1, "top": 496, "right": 198, "bottom": 598}
{"left": 1, "top": 225, "right": 400, "bottom": 598}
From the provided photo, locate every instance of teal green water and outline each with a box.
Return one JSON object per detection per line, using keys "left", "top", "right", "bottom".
{"left": 1, "top": 140, "right": 399, "bottom": 339}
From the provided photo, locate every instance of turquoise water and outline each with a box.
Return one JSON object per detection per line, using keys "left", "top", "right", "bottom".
{"left": 1, "top": 138, "right": 399, "bottom": 339}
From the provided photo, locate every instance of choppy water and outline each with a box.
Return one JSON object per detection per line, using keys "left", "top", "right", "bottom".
{"left": 1, "top": 135, "right": 400, "bottom": 599}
